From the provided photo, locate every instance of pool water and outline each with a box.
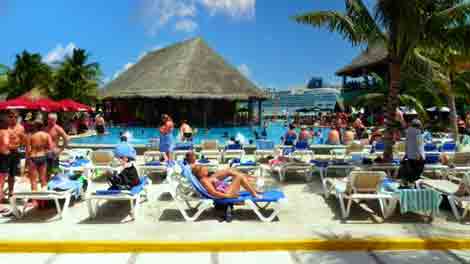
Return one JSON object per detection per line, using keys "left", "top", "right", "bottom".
{"left": 70, "top": 122, "right": 331, "bottom": 146}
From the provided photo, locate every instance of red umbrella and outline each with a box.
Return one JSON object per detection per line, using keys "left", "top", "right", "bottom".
{"left": 58, "top": 99, "right": 93, "bottom": 112}
{"left": 35, "top": 98, "right": 63, "bottom": 112}
{"left": 0, "top": 97, "right": 40, "bottom": 111}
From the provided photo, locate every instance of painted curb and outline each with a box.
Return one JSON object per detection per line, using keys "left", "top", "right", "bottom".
{"left": 0, "top": 238, "right": 470, "bottom": 253}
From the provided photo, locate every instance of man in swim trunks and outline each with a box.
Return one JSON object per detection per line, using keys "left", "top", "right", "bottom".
{"left": 179, "top": 119, "right": 193, "bottom": 142}
{"left": 0, "top": 113, "right": 11, "bottom": 209}
{"left": 27, "top": 119, "right": 53, "bottom": 198}
{"left": 6, "top": 110, "right": 25, "bottom": 197}
{"left": 44, "top": 113, "right": 69, "bottom": 175}
{"left": 159, "top": 114, "right": 174, "bottom": 161}
{"left": 95, "top": 114, "right": 106, "bottom": 135}
{"left": 327, "top": 123, "right": 341, "bottom": 145}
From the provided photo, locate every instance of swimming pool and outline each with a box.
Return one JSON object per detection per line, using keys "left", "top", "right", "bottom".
{"left": 70, "top": 122, "right": 331, "bottom": 146}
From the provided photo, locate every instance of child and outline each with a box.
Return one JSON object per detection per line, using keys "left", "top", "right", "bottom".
{"left": 105, "top": 143, "right": 140, "bottom": 190}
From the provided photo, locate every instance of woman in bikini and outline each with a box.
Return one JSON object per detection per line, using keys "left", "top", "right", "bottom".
{"left": 185, "top": 152, "right": 261, "bottom": 199}
{"left": 26, "top": 119, "right": 53, "bottom": 197}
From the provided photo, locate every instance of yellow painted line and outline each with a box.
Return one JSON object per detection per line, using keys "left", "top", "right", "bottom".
{"left": 0, "top": 238, "right": 470, "bottom": 252}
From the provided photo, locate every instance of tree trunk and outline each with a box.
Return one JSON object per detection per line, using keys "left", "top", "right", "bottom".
{"left": 448, "top": 73, "right": 459, "bottom": 143}
{"left": 384, "top": 60, "right": 401, "bottom": 162}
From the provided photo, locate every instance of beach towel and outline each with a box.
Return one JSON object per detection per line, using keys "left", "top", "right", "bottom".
{"left": 399, "top": 189, "right": 442, "bottom": 214}
{"left": 47, "top": 174, "right": 85, "bottom": 200}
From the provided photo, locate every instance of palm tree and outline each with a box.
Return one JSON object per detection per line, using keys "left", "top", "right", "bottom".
{"left": 7, "top": 51, "right": 52, "bottom": 99}
{"left": 53, "top": 48, "right": 101, "bottom": 103}
{"left": 409, "top": 47, "right": 470, "bottom": 143}
{"left": 0, "top": 64, "right": 8, "bottom": 94}
{"left": 293, "top": 0, "right": 470, "bottom": 161}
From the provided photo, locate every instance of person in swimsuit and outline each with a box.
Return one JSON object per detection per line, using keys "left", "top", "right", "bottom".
{"left": 179, "top": 120, "right": 193, "bottom": 142}
{"left": 27, "top": 118, "right": 53, "bottom": 199}
{"left": 283, "top": 124, "right": 297, "bottom": 146}
{"left": 6, "top": 110, "right": 25, "bottom": 198}
{"left": 95, "top": 114, "right": 106, "bottom": 135}
{"left": 44, "top": 113, "right": 69, "bottom": 176}
{"left": 159, "top": 114, "right": 174, "bottom": 161}
{"left": 185, "top": 152, "right": 261, "bottom": 199}
{"left": 0, "top": 113, "right": 11, "bottom": 211}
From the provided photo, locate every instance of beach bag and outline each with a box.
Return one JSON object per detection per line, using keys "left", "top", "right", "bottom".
{"left": 398, "top": 158, "right": 424, "bottom": 183}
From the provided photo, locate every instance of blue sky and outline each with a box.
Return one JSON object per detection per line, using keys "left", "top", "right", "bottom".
{"left": 0, "top": 0, "right": 370, "bottom": 90}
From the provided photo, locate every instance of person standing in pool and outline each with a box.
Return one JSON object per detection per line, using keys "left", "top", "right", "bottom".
{"left": 179, "top": 120, "right": 193, "bottom": 142}
{"left": 26, "top": 118, "right": 53, "bottom": 199}
{"left": 159, "top": 114, "right": 174, "bottom": 161}
{"left": 95, "top": 114, "right": 106, "bottom": 136}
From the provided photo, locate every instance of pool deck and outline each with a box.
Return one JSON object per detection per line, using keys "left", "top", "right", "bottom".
{"left": 1, "top": 158, "right": 470, "bottom": 252}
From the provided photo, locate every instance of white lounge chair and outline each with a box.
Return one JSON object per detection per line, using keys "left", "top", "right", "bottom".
{"left": 324, "top": 171, "right": 391, "bottom": 219}
{"left": 10, "top": 190, "right": 73, "bottom": 220}
{"left": 223, "top": 143, "right": 245, "bottom": 163}
{"left": 254, "top": 140, "right": 276, "bottom": 161}
{"left": 169, "top": 164, "right": 287, "bottom": 222}
{"left": 261, "top": 159, "right": 313, "bottom": 182}
{"left": 90, "top": 150, "right": 117, "bottom": 179}
{"left": 200, "top": 140, "right": 221, "bottom": 162}
{"left": 86, "top": 177, "right": 152, "bottom": 221}
{"left": 417, "top": 174, "right": 470, "bottom": 221}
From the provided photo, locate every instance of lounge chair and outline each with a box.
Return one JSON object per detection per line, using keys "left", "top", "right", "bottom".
{"left": 262, "top": 158, "right": 313, "bottom": 182}
{"left": 291, "top": 141, "right": 314, "bottom": 163}
{"left": 200, "top": 140, "right": 221, "bottom": 162}
{"left": 441, "top": 141, "right": 457, "bottom": 155}
{"left": 173, "top": 164, "right": 287, "bottom": 222}
{"left": 173, "top": 142, "right": 194, "bottom": 161}
{"left": 86, "top": 176, "right": 152, "bottom": 221}
{"left": 254, "top": 140, "right": 276, "bottom": 161}
{"left": 424, "top": 143, "right": 439, "bottom": 152}
{"left": 416, "top": 174, "right": 470, "bottom": 221}
{"left": 90, "top": 150, "right": 117, "bottom": 179}
{"left": 223, "top": 143, "right": 245, "bottom": 163}
{"left": 373, "top": 142, "right": 385, "bottom": 156}
{"left": 10, "top": 174, "right": 89, "bottom": 220}
{"left": 324, "top": 171, "right": 391, "bottom": 219}
{"left": 449, "top": 152, "right": 470, "bottom": 180}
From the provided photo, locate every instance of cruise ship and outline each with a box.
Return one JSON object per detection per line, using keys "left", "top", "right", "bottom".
{"left": 262, "top": 77, "right": 341, "bottom": 117}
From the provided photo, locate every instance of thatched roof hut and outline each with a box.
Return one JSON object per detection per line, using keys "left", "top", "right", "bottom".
{"left": 336, "top": 44, "right": 388, "bottom": 77}
{"left": 101, "top": 37, "right": 266, "bottom": 126}
{"left": 101, "top": 37, "right": 266, "bottom": 100}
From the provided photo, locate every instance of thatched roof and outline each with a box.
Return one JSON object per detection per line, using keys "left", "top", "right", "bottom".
{"left": 336, "top": 44, "right": 388, "bottom": 76}
{"left": 101, "top": 37, "right": 267, "bottom": 100}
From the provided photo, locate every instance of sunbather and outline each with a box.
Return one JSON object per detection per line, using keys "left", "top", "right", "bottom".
{"left": 185, "top": 152, "right": 261, "bottom": 199}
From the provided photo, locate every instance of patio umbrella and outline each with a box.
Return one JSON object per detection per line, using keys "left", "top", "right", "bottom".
{"left": 35, "top": 98, "right": 63, "bottom": 112}
{"left": 58, "top": 99, "right": 93, "bottom": 112}
{"left": 0, "top": 97, "right": 40, "bottom": 111}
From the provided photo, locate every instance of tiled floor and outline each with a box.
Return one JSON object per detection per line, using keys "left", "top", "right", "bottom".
{"left": 1, "top": 251, "right": 470, "bottom": 264}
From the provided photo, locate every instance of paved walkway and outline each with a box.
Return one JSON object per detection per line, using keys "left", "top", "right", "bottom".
{"left": 2, "top": 251, "right": 470, "bottom": 264}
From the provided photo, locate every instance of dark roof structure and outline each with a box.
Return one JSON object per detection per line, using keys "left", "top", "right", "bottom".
{"left": 336, "top": 44, "right": 388, "bottom": 77}
{"left": 101, "top": 37, "right": 267, "bottom": 100}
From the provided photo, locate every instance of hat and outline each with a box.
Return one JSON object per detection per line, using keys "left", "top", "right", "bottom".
{"left": 114, "top": 143, "right": 136, "bottom": 161}
{"left": 25, "top": 112, "right": 33, "bottom": 121}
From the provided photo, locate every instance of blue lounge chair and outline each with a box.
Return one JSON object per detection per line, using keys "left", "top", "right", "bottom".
{"left": 424, "top": 143, "right": 438, "bottom": 152}
{"left": 441, "top": 142, "right": 457, "bottom": 153}
{"left": 86, "top": 176, "right": 152, "bottom": 221}
{"left": 254, "top": 140, "right": 276, "bottom": 161}
{"left": 223, "top": 143, "right": 245, "bottom": 162}
{"left": 175, "top": 164, "right": 287, "bottom": 222}
{"left": 291, "top": 141, "right": 314, "bottom": 162}
{"left": 173, "top": 142, "right": 194, "bottom": 161}
{"left": 425, "top": 153, "right": 441, "bottom": 165}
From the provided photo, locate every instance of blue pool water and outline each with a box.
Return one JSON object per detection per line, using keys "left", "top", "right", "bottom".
{"left": 70, "top": 122, "right": 331, "bottom": 146}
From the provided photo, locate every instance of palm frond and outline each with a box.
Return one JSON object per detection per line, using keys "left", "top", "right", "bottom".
{"left": 346, "top": 0, "right": 387, "bottom": 44}
{"left": 293, "top": 11, "right": 363, "bottom": 45}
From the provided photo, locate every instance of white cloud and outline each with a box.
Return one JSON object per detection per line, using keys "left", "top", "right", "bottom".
{"left": 174, "top": 19, "right": 198, "bottom": 32}
{"left": 237, "top": 64, "right": 251, "bottom": 78}
{"left": 138, "top": 0, "right": 255, "bottom": 35}
{"left": 44, "top": 42, "right": 76, "bottom": 64}
{"left": 201, "top": 0, "right": 255, "bottom": 19}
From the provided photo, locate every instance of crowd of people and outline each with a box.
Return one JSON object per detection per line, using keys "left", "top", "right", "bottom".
{"left": 0, "top": 110, "right": 69, "bottom": 211}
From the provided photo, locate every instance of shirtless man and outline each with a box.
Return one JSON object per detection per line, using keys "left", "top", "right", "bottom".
{"left": 95, "top": 114, "right": 106, "bottom": 135}
{"left": 327, "top": 124, "right": 341, "bottom": 145}
{"left": 44, "top": 113, "right": 69, "bottom": 175}
{"left": 0, "top": 113, "right": 11, "bottom": 210}
{"left": 179, "top": 120, "right": 193, "bottom": 142}
{"left": 6, "top": 110, "right": 25, "bottom": 196}
{"left": 342, "top": 127, "right": 355, "bottom": 145}
{"left": 27, "top": 119, "right": 53, "bottom": 196}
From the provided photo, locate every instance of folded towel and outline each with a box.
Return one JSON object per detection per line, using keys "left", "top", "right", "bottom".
{"left": 399, "top": 189, "right": 442, "bottom": 214}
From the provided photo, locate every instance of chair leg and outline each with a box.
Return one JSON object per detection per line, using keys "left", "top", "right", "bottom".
{"left": 61, "top": 194, "right": 72, "bottom": 220}
{"left": 448, "top": 196, "right": 463, "bottom": 221}
{"left": 9, "top": 195, "right": 21, "bottom": 218}
{"left": 246, "top": 199, "right": 284, "bottom": 222}
{"left": 175, "top": 199, "right": 211, "bottom": 222}
{"left": 337, "top": 194, "right": 348, "bottom": 219}
{"left": 87, "top": 199, "right": 96, "bottom": 218}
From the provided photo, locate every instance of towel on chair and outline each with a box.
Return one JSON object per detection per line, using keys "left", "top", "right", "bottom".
{"left": 399, "top": 189, "right": 442, "bottom": 214}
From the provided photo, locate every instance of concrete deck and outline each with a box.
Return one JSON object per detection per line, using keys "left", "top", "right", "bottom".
{"left": 1, "top": 165, "right": 469, "bottom": 246}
